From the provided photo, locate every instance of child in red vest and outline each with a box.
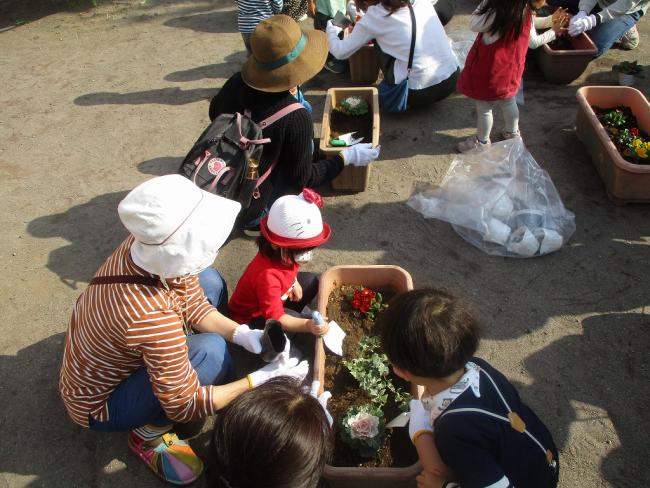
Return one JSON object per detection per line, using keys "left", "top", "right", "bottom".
{"left": 229, "top": 189, "right": 331, "bottom": 337}
{"left": 457, "top": 0, "right": 547, "bottom": 153}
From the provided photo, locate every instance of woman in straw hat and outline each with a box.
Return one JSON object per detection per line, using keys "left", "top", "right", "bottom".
{"left": 209, "top": 14, "right": 380, "bottom": 235}
{"left": 59, "top": 175, "right": 309, "bottom": 485}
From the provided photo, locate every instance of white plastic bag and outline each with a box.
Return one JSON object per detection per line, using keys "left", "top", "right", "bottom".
{"left": 448, "top": 30, "right": 475, "bottom": 69}
{"left": 407, "top": 139, "right": 575, "bottom": 258}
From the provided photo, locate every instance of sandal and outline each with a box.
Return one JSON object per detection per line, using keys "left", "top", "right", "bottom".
{"left": 129, "top": 431, "right": 203, "bottom": 485}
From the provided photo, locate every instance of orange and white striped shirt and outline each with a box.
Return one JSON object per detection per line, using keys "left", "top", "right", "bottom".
{"left": 59, "top": 236, "right": 217, "bottom": 427}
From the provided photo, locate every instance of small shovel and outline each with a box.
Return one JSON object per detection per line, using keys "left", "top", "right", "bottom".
{"left": 329, "top": 131, "right": 364, "bottom": 147}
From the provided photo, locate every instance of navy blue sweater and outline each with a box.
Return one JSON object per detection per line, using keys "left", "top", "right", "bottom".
{"left": 434, "top": 358, "right": 559, "bottom": 488}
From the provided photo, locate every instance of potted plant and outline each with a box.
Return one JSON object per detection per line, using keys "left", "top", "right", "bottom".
{"left": 612, "top": 60, "right": 644, "bottom": 86}
{"left": 313, "top": 265, "right": 423, "bottom": 488}
{"left": 320, "top": 87, "right": 380, "bottom": 192}
{"left": 536, "top": 33, "right": 597, "bottom": 84}
{"left": 344, "top": 27, "right": 380, "bottom": 84}
{"left": 575, "top": 86, "right": 650, "bottom": 204}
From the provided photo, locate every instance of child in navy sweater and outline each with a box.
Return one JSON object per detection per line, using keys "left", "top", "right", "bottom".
{"left": 379, "top": 289, "right": 559, "bottom": 488}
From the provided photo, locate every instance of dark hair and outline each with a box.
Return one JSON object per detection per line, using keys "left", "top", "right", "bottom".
{"left": 380, "top": 0, "right": 408, "bottom": 14}
{"left": 256, "top": 236, "right": 315, "bottom": 265}
{"left": 476, "top": 0, "right": 531, "bottom": 40}
{"left": 207, "top": 377, "right": 333, "bottom": 488}
{"left": 379, "top": 288, "right": 480, "bottom": 378}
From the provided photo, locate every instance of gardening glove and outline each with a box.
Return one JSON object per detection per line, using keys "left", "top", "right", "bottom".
{"left": 310, "top": 380, "right": 334, "bottom": 426}
{"left": 569, "top": 11, "right": 597, "bottom": 36}
{"left": 231, "top": 324, "right": 263, "bottom": 354}
{"left": 341, "top": 143, "right": 380, "bottom": 166}
{"left": 408, "top": 399, "right": 434, "bottom": 444}
{"left": 326, "top": 19, "right": 343, "bottom": 36}
{"left": 248, "top": 357, "right": 309, "bottom": 388}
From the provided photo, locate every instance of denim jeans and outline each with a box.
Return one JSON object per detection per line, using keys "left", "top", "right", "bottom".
{"left": 587, "top": 10, "right": 643, "bottom": 57}
{"left": 88, "top": 333, "right": 233, "bottom": 431}
{"left": 198, "top": 267, "right": 229, "bottom": 315}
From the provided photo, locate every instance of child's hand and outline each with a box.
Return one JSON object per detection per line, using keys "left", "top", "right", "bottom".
{"left": 287, "top": 280, "right": 303, "bottom": 302}
{"left": 306, "top": 318, "right": 329, "bottom": 336}
{"left": 551, "top": 7, "right": 569, "bottom": 35}
{"left": 416, "top": 470, "right": 448, "bottom": 488}
{"left": 307, "top": 0, "right": 316, "bottom": 17}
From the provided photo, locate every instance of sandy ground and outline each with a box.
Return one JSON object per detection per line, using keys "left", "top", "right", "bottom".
{"left": 0, "top": 0, "right": 649, "bottom": 486}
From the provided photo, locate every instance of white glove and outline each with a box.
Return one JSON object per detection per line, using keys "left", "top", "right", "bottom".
{"left": 231, "top": 324, "right": 263, "bottom": 354}
{"left": 408, "top": 399, "right": 433, "bottom": 444}
{"left": 247, "top": 357, "right": 309, "bottom": 388}
{"left": 569, "top": 12, "right": 597, "bottom": 36}
{"left": 326, "top": 19, "right": 343, "bottom": 36}
{"left": 341, "top": 143, "right": 380, "bottom": 166}
{"left": 310, "top": 380, "right": 334, "bottom": 426}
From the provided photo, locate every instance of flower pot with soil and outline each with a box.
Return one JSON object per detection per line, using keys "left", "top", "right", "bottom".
{"left": 536, "top": 33, "right": 597, "bottom": 84}
{"left": 613, "top": 60, "right": 644, "bottom": 87}
{"left": 313, "top": 265, "right": 423, "bottom": 488}
{"left": 575, "top": 86, "right": 650, "bottom": 204}
{"left": 320, "top": 87, "right": 380, "bottom": 192}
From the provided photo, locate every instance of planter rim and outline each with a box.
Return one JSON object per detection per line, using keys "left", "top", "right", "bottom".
{"left": 576, "top": 86, "right": 650, "bottom": 174}
{"left": 542, "top": 32, "right": 597, "bottom": 56}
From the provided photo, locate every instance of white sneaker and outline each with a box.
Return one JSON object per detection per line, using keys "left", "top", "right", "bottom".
{"left": 457, "top": 136, "right": 491, "bottom": 154}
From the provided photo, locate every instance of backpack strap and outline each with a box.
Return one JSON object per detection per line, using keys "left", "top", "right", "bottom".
{"left": 90, "top": 275, "right": 161, "bottom": 287}
{"left": 438, "top": 368, "right": 557, "bottom": 469}
{"left": 258, "top": 102, "right": 305, "bottom": 128}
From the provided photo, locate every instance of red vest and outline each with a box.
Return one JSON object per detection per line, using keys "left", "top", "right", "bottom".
{"left": 457, "top": 11, "right": 532, "bottom": 101}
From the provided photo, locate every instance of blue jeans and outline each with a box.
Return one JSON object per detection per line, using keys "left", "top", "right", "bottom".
{"left": 588, "top": 10, "right": 643, "bottom": 57}
{"left": 198, "top": 267, "right": 229, "bottom": 315}
{"left": 89, "top": 333, "right": 233, "bottom": 431}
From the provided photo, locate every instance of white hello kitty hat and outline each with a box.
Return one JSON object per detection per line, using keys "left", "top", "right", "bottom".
{"left": 260, "top": 189, "right": 331, "bottom": 249}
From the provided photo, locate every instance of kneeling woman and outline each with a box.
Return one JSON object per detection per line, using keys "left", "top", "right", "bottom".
{"left": 326, "top": 0, "right": 459, "bottom": 109}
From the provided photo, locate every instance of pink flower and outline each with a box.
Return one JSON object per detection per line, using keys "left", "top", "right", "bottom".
{"left": 347, "top": 412, "right": 380, "bottom": 439}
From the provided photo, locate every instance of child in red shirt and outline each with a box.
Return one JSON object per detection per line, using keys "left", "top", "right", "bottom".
{"left": 229, "top": 189, "right": 331, "bottom": 336}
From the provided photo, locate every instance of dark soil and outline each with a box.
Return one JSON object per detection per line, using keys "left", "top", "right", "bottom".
{"left": 593, "top": 105, "right": 650, "bottom": 165}
{"left": 328, "top": 110, "right": 373, "bottom": 147}
{"left": 324, "top": 285, "right": 418, "bottom": 468}
{"left": 548, "top": 36, "right": 573, "bottom": 50}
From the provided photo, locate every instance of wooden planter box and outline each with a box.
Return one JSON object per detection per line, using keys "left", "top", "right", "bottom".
{"left": 345, "top": 29, "right": 380, "bottom": 84}
{"left": 537, "top": 33, "right": 597, "bottom": 84}
{"left": 320, "top": 87, "right": 380, "bottom": 192}
{"left": 575, "top": 86, "right": 650, "bottom": 204}
{"left": 314, "top": 265, "right": 423, "bottom": 488}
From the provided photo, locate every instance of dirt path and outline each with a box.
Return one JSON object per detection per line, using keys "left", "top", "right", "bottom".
{"left": 0, "top": 1, "right": 648, "bottom": 486}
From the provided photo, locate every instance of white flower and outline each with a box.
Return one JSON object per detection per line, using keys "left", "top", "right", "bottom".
{"left": 343, "top": 96, "right": 362, "bottom": 108}
{"left": 347, "top": 411, "right": 379, "bottom": 439}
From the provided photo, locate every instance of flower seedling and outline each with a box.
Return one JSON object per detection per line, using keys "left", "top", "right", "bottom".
{"left": 337, "top": 96, "right": 370, "bottom": 116}
{"left": 340, "top": 404, "right": 386, "bottom": 457}
{"left": 613, "top": 61, "right": 644, "bottom": 77}
{"left": 348, "top": 286, "right": 387, "bottom": 320}
{"left": 602, "top": 109, "right": 627, "bottom": 128}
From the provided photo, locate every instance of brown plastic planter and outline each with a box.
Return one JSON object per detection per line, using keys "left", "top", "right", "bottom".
{"left": 344, "top": 29, "right": 380, "bottom": 84}
{"left": 320, "top": 87, "right": 380, "bottom": 192}
{"left": 537, "top": 33, "right": 597, "bottom": 84}
{"left": 575, "top": 86, "right": 650, "bottom": 204}
{"left": 314, "top": 265, "right": 423, "bottom": 488}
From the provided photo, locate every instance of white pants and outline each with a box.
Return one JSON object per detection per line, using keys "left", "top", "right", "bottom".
{"left": 475, "top": 97, "right": 519, "bottom": 143}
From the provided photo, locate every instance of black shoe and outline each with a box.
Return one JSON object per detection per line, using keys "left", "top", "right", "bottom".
{"left": 324, "top": 59, "right": 346, "bottom": 74}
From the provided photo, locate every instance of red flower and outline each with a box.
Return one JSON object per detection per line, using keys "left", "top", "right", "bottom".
{"left": 631, "top": 127, "right": 639, "bottom": 136}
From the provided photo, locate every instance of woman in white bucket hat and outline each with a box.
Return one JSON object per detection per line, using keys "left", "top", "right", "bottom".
{"left": 59, "top": 175, "right": 309, "bottom": 485}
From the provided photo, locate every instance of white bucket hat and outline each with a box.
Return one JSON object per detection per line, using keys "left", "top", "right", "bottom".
{"left": 118, "top": 175, "right": 241, "bottom": 278}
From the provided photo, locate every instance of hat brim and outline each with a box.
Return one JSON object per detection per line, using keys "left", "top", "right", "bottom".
{"left": 131, "top": 190, "right": 241, "bottom": 278}
{"left": 260, "top": 216, "right": 331, "bottom": 249}
{"left": 241, "top": 28, "right": 328, "bottom": 93}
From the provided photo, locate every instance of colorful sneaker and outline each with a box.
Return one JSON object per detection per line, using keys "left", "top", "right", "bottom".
{"left": 128, "top": 431, "right": 203, "bottom": 485}
{"left": 457, "top": 136, "right": 491, "bottom": 154}
{"left": 618, "top": 24, "right": 639, "bottom": 50}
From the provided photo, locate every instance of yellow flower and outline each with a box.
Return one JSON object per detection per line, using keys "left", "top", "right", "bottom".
{"left": 632, "top": 138, "right": 642, "bottom": 148}
{"left": 636, "top": 147, "right": 648, "bottom": 158}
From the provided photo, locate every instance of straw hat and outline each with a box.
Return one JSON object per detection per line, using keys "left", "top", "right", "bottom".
{"left": 118, "top": 175, "right": 241, "bottom": 278}
{"left": 241, "top": 15, "right": 328, "bottom": 93}
{"left": 260, "top": 189, "right": 331, "bottom": 249}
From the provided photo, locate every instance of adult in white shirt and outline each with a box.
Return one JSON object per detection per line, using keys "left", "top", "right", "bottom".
{"left": 327, "top": 0, "right": 459, "bottom": 109}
